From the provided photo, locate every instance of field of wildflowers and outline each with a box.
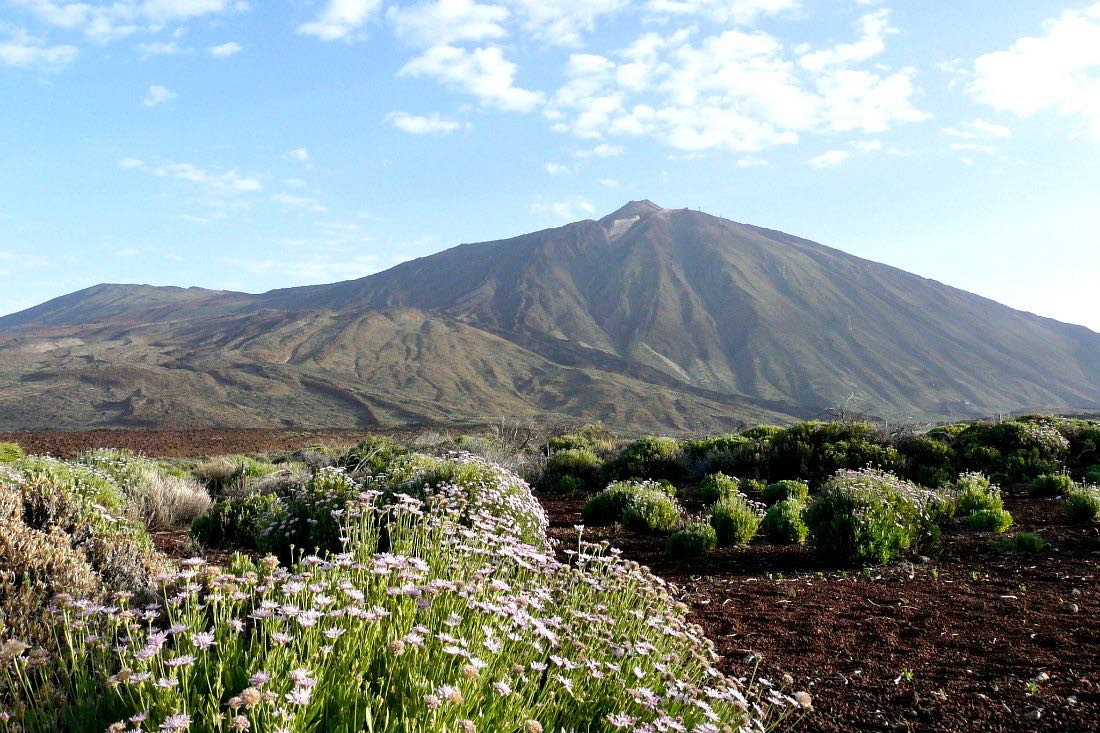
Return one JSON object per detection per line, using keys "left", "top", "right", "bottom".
{"left": 0, "top": 451, "right": 800, "bottom": 732}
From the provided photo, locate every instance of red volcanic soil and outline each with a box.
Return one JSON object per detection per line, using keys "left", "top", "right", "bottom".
{"left": 542, "top": 494, "right": 1099, "bottom": 733}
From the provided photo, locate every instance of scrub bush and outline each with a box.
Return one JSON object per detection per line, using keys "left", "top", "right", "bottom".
{"left": 191, "top": 492, "right": 285, "bottom": 550}
{"left": 603, "top": 436, "right": 684, "bottom": 481}
{"left": 538, "top": 448, "right": 602, "bottom": 494}
{"left": 1064, "top": 485, "right": 1100, "bottom": 523}
{"left": 621, "top": 491, "right": 682, "bottom": 535}
{"left": 1028, "top": 473, "right": 1075, "bottom": 497}
{"left": 0, "top": 442, "right": 25, "bottom": 463}
{"left": 581, "top": 480, "right": 672, "bottom": 526}
{"left": 709, "top": 494, "right": 763, "bottom": 547}
{"left": 806, "top": 468, "right": 945, "bottom": 566}
{"left": 696, "top": 472, "right": 740, "bottom": 504}
{"left": 952, "top": 472, "right": 1003, "bottom": 516}
{"left": 666, "top": 520, "right": 718, "bottom": 557}
{"left": 968, "top": 508, "right": 1013, "bottom": 533}
{"left": 762, "top": 479, "right": 810, "bottom": 505}
{"left": 762, "top": 498, "right": 808, "bottom": 544}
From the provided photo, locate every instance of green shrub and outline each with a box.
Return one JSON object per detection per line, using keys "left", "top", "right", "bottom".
{"left": 621, "top": 491, "right": 682, "bottom": 535}
{"left": 256, "top": 467, "right": 360, "bottom": 560}
{"left": 547, "top": 423, "right": 616, "bottom": 455}
{"left": 762, "top": 498, "right": 808, "bottom": 544}
{"left": 896, "top": 434, "right": 955, "bottom": 487}
{"left": 952, "top": 472, "right": 1003, "bottom": 516}
{"left": 339, "top": 436, "right": 409, "bottom": 475}
{"left": 1012, "top": 532, "right": 1045, "bottom": 553}
{"left": 766, "top": 421, "right": 902, "bottom": 486}
{"left": 697, "top": 472, "right": 740, "bottom": 504}
{"left": 762, "top": 479, "right": 809, "bottom": 505}
{"left": 77, "top": 449, "right": 212, "bottom": 531}
{"left": 740, "top": 478, "right": 768, "bottom": 495}
{"left": 1064, "top": 485, "right": 1100, "bottom": 523}
{"left": 581, "top": 480, "right": 671, "bottom": 526}
{"left": 604, "top": 436, "right": 684, "bottom": 481}
{"left": 1028, "top": 473, "right": 1075, "bottom": 497}
{"left": 968, "top": 508, "right": 1013, "bottom": 533}
{"left": 191, "top": 492, "right": 285, "bottom": 550}
{"left": 0, "top": 441, "right": 25, "bottom": 463}
{"left": 805, "top": 468, "right": 944, "bottom": 566}
{"left": 666, "top": 520, "right": 718, "bottom": 557}
{"left": 955, "top": 420, "right": 1069, "bottom": 483}
{"left": 710, "top": 494, "right": 763, "bottom": 547}
{"left": 1085, "top": 464, "right": 1100, "bottom": 484}
{"left": 538, "top": 448, "right": 602, "bottom": 494}
{"left": 195, "top": 454, "right": 278, "bottom": 495}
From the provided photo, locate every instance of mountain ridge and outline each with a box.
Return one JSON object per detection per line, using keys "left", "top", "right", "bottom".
{"left": 1, "top": 201, "right": 1097, "bottom": 431}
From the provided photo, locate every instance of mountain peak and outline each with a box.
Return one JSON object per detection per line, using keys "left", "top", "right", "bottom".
{"left": 600, "top": 199, "right": 664, "bottom": 224}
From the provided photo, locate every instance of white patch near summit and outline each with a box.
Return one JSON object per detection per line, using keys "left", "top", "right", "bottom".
{"left": 604, "top": 216, "right": 639, "bottom": 240}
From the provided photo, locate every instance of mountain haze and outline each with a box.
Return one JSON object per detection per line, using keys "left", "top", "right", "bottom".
{"left": 2, "top": 202, "right": 1098, "bottom": 431}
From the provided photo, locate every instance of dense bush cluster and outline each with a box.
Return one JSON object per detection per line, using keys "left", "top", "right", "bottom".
{"left": 1, "top": 446, "right": 795, "bottom": 732}
{"left": 805, "top": 469, "right": 946, "bottom": 566}
{"left": 666, "top": 520, "right": 718, "bottom": 557}
{"left": 582, "top": 480, "right": 678, "bottom": 531}
{"left": 1065, "top": 485, "right": 1100, "bottom": 523}
{"left": 762, "top": 498, "right": 809, "bottom": 544}
{"left": 536, "top": 416, "right": 1100, "bottom": 498}
{"left": 710, "top": 493, "right": 764, "bottom": 547}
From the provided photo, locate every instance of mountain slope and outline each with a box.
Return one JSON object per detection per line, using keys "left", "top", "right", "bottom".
{"left": 1, "top": 201, "right": 1097, "bottom": 431}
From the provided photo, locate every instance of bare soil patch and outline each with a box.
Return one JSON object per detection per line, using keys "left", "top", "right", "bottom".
{"left": 542, "top": 494, "right": 1098, "bottom": 732}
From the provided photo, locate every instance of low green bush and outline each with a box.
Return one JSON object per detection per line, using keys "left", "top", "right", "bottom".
{"left": 0, "top": 441, "right": 25, "bottom": 463}
{"left": 762, "top": 498, "right": 808, "bottom": 544}
{"left": 952, "top": 472, "right": 1003, "bottom": 516}
{"left": 1085, "top": 465, "right": 1100, "bottom": 484}
{"left": 257, "top": 467, "right": 360, "bottom": 560}
{"left": 546, "top": 423, "right": 616, "bottom": 455}
{"left": 1064, "top": 485, "right": 1100, "bottom": 523}
{"left": 896, "top": 434, "right": 955, "bottom": 488}
{"left": 666, "top": 520, "right": 718, "bottom": 557}
{"left": 968, "top": 508, "right": 1013, "bottom": 533}
{"left": 339, "top": 436, "right": 409, "bottom": 475}
{"left": 740, "top": 478, "right": 768, "bottom": 495}
{"left": 697, "top": 472, "right": 740, "bottom": 504}
{"left": 538, "top": 448, "right": 602, "bottom": 494}
{"left": 621, "top": 491, "right": 682, "bottom": 535}
{"left": 955, "top": 420, "right": 1069, "bottom": 483}
{"left": 710, "top": 494, "right": 763, "bottom": 547}
{"left": 603, "top": 436, "right": 684, "bottom": 481}
{"left": 582, "top": 480, "right": 672, "bottom": 526}
{"left": 762, "top": 479, "right": 809, "bottom": 505}
{"left": 1028, "top": 473, "right": 1075, "bottom": 497}
{"left": 805, "top": 468, "right": 944, "bottom": 566}
{"left": 195, "top": 454, "right": 278, "bottom": 496}
{"left": 191, "top": 492, "right": 284, "bottom": 550}
{"left": 1012, "top": 532, "right": 1045, "bottom": 552}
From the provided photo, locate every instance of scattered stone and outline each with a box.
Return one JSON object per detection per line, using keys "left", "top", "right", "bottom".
{"left": 915, "top": 555, "right": 930, "bottom": 565}
{"left": 1067, "top": 696, "right": 1078, "bottom": 705}
{"left": 1032, "top": 672, "right": 1050, "bottom": 683}
{"left": 1025, "top": 709, "right": 1042, "bottom": 722}
{"left": 1065, "top": 602, "right": 1079, "bottom": 613}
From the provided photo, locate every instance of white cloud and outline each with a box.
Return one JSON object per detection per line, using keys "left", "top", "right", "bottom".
{"left": 736, "top": 156, "right": 769, "bottom": 167}
{"left": 399, "top": 44, "right": 543, "bottom": 112}
{"left": 574, "top": 143, "right": 623, "bottom": 158}
{"left": 799, "top": 9, "right": 894, "bottom": 71}
{"left": 544, "top": 162, "right": 572, "bottom": 175}
{"left": 208, "top": 41, "right": 243, "bottom": 57}
{"left": 943, "top": 118, "right": 1011, "bottom": 139}
{"left": 13, "top": 0, "right": 241, "bottom": 43}
{"left": 0, "top": 28, "right": 78, "bottom": 69}
{"left": 504, "top": 0, "right": 627, "bottom": 46}
{"left": 273, "top": 193, "right": 327, "bottom": 212}
{"left": 386, "top": 111, "right": 464, "bottom": 134}
{"left": 388, "top": 0, "right": 509, "bottom": 47}
{"left": 142, "top": 84, "right": 176, "bottom": 107}
{"left": 298, "top": 0, "right": 382, "bottom": 41}
{"left": 809, "top": 149, "right": 850, "bottom": 168}
{"left": 597, "top": 177, "right": 620, "bottom": 186}
{"left": 285, "top": 148, "right": 310, "bottom": 162}
{"left": 222, "top": 254, "right": 381, "bottom": 281}
{"left": 970, "top": 2, "right": 1100, "bottom": 139}
{"left": 116, "top": 247, "right": 142, "bottom": 257}
{"left": 547, "top": 15, "right": 925, "bottom": 155}
{"left": 646, "top": 0, "right": 799, "bottom": 25}
{"left": 531, "top": 196, "right": 596, "bottom": 222}
{"left": 137, "top": 41, "right": 188, "bottom": 58}
{"left": 120, "top": 158, "right": 263, "bottom": 195}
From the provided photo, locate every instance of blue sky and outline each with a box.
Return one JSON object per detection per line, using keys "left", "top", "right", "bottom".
{"left": 2, "top": 0, "right": 1099, "bottom": 330}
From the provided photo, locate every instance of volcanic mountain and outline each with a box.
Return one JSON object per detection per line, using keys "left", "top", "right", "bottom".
{"left": 2, "top": 201, "right": 1098, "bottom": 431}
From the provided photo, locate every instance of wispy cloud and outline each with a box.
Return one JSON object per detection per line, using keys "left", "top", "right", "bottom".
{"left": 386, "top": 111, "right": 464, "bottom": 134}
{"left": 142, "top": 84, "right": 176, "bottom": 108}
{"left": 208, "top": 41, "right": 243, "bottom": 58}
